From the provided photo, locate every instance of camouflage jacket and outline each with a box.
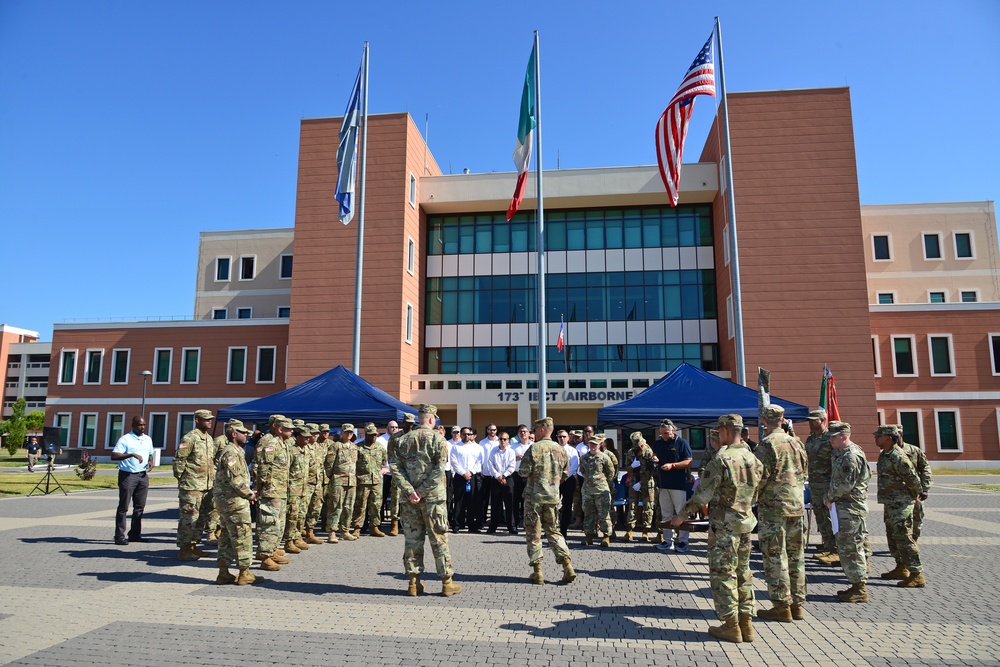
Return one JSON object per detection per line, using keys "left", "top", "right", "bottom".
{"left": 804, "top": 430, "right": 833, "bottom": 486}
{"left": 355, "top": 441, "right": 386, "bottom": 486}
{"left": 305, "top": 440, "right": 323, "bottom": 486}
{"left": 877, "top": 445, "right": 921, "bottom": 506}
{"left": 173, "top": 428, "right": 215, "bottom": 491}
{"left": 682, "top": 440, "right": 762, "bottom": 534}
{"left": 253, "top": 433, "right": 290, "bottom": 499}
{"left": 390, "top": 425, "right": 448, "bottom": 504}
{"left": 287, "top": 443, "right": 310, "bottom": 497}
{"left": 213, "top": 434, "right": 228, "bottom": 466}
{"left": 755, "top": 428, "right": 808, "bottom": 518}
{"left": 324, "top": 440, "right": 358, "bottom": 487}
{"left": 580, "top": 450, "right": 617, "bottom": 496}
{"left": 902, "top": 442, "right": 932, "bottom": 494}
{"left": 701, "top": 444, "right": 727, "bottom": 470}
{"left": 518, "top": 438, "right": 568, "bottom": 505}
{"left": 624, "top": 444, "right": 657, "bottom": 488}
{"left": 213, "top": 440, "right": 254, "bottom": 502}
{"left": 825, "top": 443, "right": 870, "bottom": 515}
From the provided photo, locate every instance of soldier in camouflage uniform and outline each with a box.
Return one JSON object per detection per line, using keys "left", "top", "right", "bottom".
{"left": 701, "top": 428, "right": 724, "bottom": 469}
{"left": 324, "top": 424, "right": 359, "bottom": 543}
{"left": 875, "top": 425, "right": 926, "bottom": 587}
{"left": 755, "top": 405, "right": 809, "bottom": 622}
{"left": 173, "top": 409, "right": 217, "bottom": 561}
{"left": 580, "top": 434, "right": 617, "bottom": 547}
{"left": 896, "top": 424, "right": 931, "bottom": 541}
{"left": 301, "top": 423, "right": 325, "bottom": 545}
{"left": 518, "top": 416, "right": 575, "bottom": 585}
{"left": 282, "top": 425, "right": 312, "bottom": 554}
{"left": 206, "top": 424, "right": 233, "bottom": 546}
{"left": 385, "top": 414, "right": 415, "bottom": 536}
{"left": 804, "top": 408, "right": 838, "bottom": 563}
{"left": 671, "top": 414, "right": 762, "bottom": 644}
{"left": 352, "top": 424, "right": 388, "bottom": 537}
{"left": 824, "top": 421, "right": 871, "bottom": 603}
{"left": 254, "top": 415, "right": 292, "bottom": 570}
{"left": 624, "top": 431, "right": 657, "bottom": 542}
{"left": 212, "top": 420, "right": 262, "bottom": 585}
{"left": 390, "top": 405, "right": 461, "bottom": 597}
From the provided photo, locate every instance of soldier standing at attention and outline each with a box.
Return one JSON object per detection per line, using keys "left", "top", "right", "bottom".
{"left": 212, "top": 420, "right": 261, "bottom": 585}
{"left": 896, "top": 424, "right": 932, "bottom": 541}
{"left": 301, "top": 423, "right": 325, "bottom": 545}
{"left": 390, "top": 405, "right": 461, "bottom": 597}
{"left": 755, "top": 405, "right": 809, "bottom": 622}
{"left": 206, "top": 423, "right": 233, "bottom": 546}
{"left": 352, "top": 424, "right": 387, "bottom": 538}
{"left": 669, "top": 414, "right": 762, "bottom": 644}
{"left": 254, "top": 416, "right": 292, "bottom": 571}
{"left": 624, "top": 431, "right": 657, "bottom": 543}
{"left": 804, "top": 409, "right": 838, "bottom": 564}
{"left": 324, "top": 424, "right": 359, "bottom": 542}
{"left": 173, "top": 409, "right": 217, "bottom": 561}
{"left": 386, "top": 414, "right": 415, "bottom": 537}
{"left": 518, "top": 417, "right": 575, "bottom": 585}
{"left": 824, "top": 421, "right": 871, "bottom": 603}
{"left": 283, "top": 425, "right": 312, "bottom": 554}
{"left": 580, "top": 434, "right": 617, "bottom": 547}
{"left": 875, "top": 425, "right": 926, "bottom": 587}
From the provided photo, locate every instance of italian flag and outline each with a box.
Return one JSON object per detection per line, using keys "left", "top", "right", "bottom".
{"left": 819, "top": 365, "right": 841, "bottom": 421}
{"left": 507, "top": 43, "right": 537, "bottom": 221}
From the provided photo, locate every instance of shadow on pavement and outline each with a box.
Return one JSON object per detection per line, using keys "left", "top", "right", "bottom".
{"left": 500, "top": 602, "right": 711, "bottom": 641}
{"left": 78, "top": 569, "right": 210, "bottom": 586}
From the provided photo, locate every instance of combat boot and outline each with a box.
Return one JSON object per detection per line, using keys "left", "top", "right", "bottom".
{"left": 624, "top": 531, "right": 633, "bottom": 542}
{"left": 352, "top": 528, "right": 361, "bottom": 539}
{"left": 389, "top": 520, "right": 399, "bottom": 536}
{"left": 406, "top": 575, "right": 425, "bottom": 596}
{"left": 529, "top": 562, "right": 545, "bottom": 585}
{"left": 897, "top": 572, "right": 926, "bottom": 588}
{"left": 881, "top": 563, "right": 909, "bottom": 580}
{"left": 341, "top": 529, "right": 358, "bottom": 542}
{"left": 215, "top": 559, "right": 236, "bottom": 585}
{"left": 305, "top": 528, "right": 323, "bottom": 545}
{"left": 441, "top": 576, "right": 462, "bottom": 597}
{"left": 738, "top": 613, "right": 755, "bottom": 642}
{"left": 259, "top": 556, "right": 282, "bottom": 571}
{"left": 177, "top": 545, "right": 201, "bottom": 561}
{"left": 561, "top": 560, "right": 576, "bottom": 584}
{"left": 276, "top": 548, "right": 286, "bottom": 556}
{"left": 206, "top": 532, "right": 219, "bottom": 547}
{"left": 640, "top": 532, "right": 650, "bottom": 543}
{"left": 817, "top": 552, "right": 841, "bottom": 565}
{"left": 190, "top": 544, "right": 208, "bottom": 558}
{"left": 326, "top": 532, "right": 339, "bottom": 544}
{"left": 837, "top": 582, "right": 868, "bottom": 603}
{"left": 790, "top": 602, "right": 805, "bottom": 620}
{"left": 294, "top": 538, "right": 310, "bottom": 550}
{"left": 283, "top": 539, "right": 302, "bottom": 554}
{"left": 370, "top": 525, "right": 386, "bottom": 537}
{"left": 236, "top": 568, "right": 263, "bottom": 585}
{"left": 584, "top": 535, "right": 594, "bottom": 546}
{"left": 757, "top": 600, "right": 793, "bottom": 622}
{"left": 271, "top": 552, "right": 291, "bottom": 564}
{"left": 811, "top": 549, "right": 832, "bottom": 560}
{"left": 707, "top": 617, "right": 743, "bottom": 643}
{"left": 601, "top": 536, "right": 611, "bottom": 548}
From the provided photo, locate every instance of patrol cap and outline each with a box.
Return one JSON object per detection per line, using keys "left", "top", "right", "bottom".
{"left": 292, "top": 419, "right": 305, "bottom": 427}
{"left": 404, "top": 412, "right": 418, "bottom": 422}
{"left": 761, "top": 404, "right": 785, "bottom": 421}
{"left": 269, "top": 414, "right": 286, "bottom": 424}
{"left": 717, "top": 414, "right": 744, "bottom": 429}
{"left": 319, "top": 423, "right": 330, "bottom": 432}
{"left": 659, "top": 418, "right": 676, "bottom": 428}
{"left": 828, "top": 421, "right": 851, "bottom": 436}
{"left": 276, "top": 417, "right": 294, "bottom": 429}
{"left": 570, "top": 429, "right": 583, "bottom": 438}
{"left": 709, "top": 428, "right": 720, "bottom": 440}
{"left": 451, "top": 425, "right": 461, "bottom": 433}
{"left": 341, "top": 423, "right": 355, "bottom": 433}
{"left": 306, "top": 422, "right": 319, "bottom": 431}
{"left": 588, "top": 435, "right": 605, "bottom": 446}
{"left": 365, "top": 424, "right": 378, "bottom": 434}
{"left": 194, "top": 409, "right": 214, "bottom": 420}
{"left": 417, "top": 405, "right": 437, "bottom": 417}
{"left": 629, "top": 431, "right": 646, "bottom": 446}
{"left": 293, "top": 425, "right": 311, "bottom": 437}
{"left": 232, "top": 423, "right": 252, "bottom": 435}
{"left": 873, "top": 424, "right": 900, "bottom": 437}
{"left": 807, "top": 408, "right": 828, "bottom": 421}
{"left": 225, "top": 418, "right": 245, "bottom": 430}
{"left": 533, "top": 416, "right": 554, "bottom": 429}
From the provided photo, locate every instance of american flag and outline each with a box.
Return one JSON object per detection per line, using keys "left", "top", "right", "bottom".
{"left": 655, "top": 32, "right": 716, "bottom": 207}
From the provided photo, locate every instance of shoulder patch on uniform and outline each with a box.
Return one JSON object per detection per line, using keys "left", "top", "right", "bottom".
{"left": 256, "top": 447, "right": 263, "bottom": 452}
{"left": 265, "top": 447, "right": 273, "bottom": 452}
{"left": 227, "top": 458, "right": 237, "bottom": 466}
{"left": 178, "top": 444, "right": 187, "bottom": 449}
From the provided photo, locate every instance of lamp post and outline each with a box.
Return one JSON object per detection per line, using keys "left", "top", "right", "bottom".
{"left": 140, "top": 370, "right": 153, "bottom": 421}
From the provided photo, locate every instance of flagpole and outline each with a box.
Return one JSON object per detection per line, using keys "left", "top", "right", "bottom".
{"left": 351, "top": 41, "right": 370, "bottom": 375}
{"left": 533, "top": 31, "right": 548, "bottom": 419}
{"left": 714, "top": 17, "right": 746, "bottom": 387}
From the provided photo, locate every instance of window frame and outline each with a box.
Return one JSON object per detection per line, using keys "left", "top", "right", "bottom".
{"left": 726, "top": 295, "right": 734, "bottom": 340}
{"left": 215, "top": 256, "right": 232, "bottom": 282}
{"left": 78, "top": 412, "right": 99, "bottom": 449}
{"left": 238, "top": 255, "right": 257, "bottom": 281}
{"left": 408, "top": 172, "right": 417, "bottom": 208}
{"left": 54, "top": 413, "right": 71, "bottom": 448}
{"left": 180, "top": 347, "right": 201, "bottom": 384}
{"left": 927, "top": 334, "right": 955, "bottom": 377}
{"left": 227, "top": 346, "right": 248, "bottom": 384}
{"left": 58, "top": 349, "right": 78, "bottom": 385}
{"left": 277, "top": 306, "right": 290, "bottom": 318}
{"left": 890, "top": 334, "right": 918, "bottom": 377}
{"left": 952, "top": 230, "right": 975, "bottom": 259}
{"left": 405, "top": 302, "right": 414, "bottom": 345}
{"left": 407, "top": 236, "right": 416, "bottom": 275}
{"left": 212, "top": 308, "right": 228, "bottom": 320}
{"left": 871, "top": 233, "right": 892, "bottom": 262}
{"left": 256, "top": 346, "right": 277, "bottom": 384}
{"left": 110, "top": 348, "right": 130, "bottom": 385}
{"left": 279, "top": 253, "right": 293, "bottom": 280}
{"left": 176, "top": 413, "right": 195, "bottom": 440}
{"left": 876, "top": 291, "right": 896, "bottom": 305}
{"left": 960, "top": 289, "right": 979, "bottom": 303}
{"left": 149, "top": 412, "right": 168, "bottom": 450}
{"left": 897, "top": 409, "right": 924, "bottom": 451}
{"left": 927, "top": 290, "right": 947, "bottom": 304}
{"left": 83, "top": 348, "right": 104, "bottom": 385}
{"left": 872, "top": 335, "right": 881, "bottom": 377}
{"left": 722, "top": 224, "right": 731, "bottom": 266}
{"left": 106, "top": 412, "right": 126, "bottom": 449}
{"left": 921, "top": 232, "right": 943, "bottom": 261}
{"left": 934, "top": 409, "right": 962, "bottom": 453}
{"left": 236, "top": 307, "right": 253, "bottom": 320}
{"left": 152, "top": 348, "right": 173, "bottom": 385}
{"left": 989, "top": 333, "right": 1000, "bottom": 376}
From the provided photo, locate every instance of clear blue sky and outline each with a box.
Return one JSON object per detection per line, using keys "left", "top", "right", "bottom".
{"left": 2, "top": 1, "right": 997, "bottom": 340}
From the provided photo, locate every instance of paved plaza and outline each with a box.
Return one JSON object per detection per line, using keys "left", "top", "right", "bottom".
{"left": 0, "top": 478, "right": 998, "bottom": 666}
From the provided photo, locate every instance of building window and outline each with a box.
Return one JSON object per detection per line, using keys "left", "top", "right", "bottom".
{"left": 953, "top": 232, "right": 974, "bottom": 259}
{"left": 405, "top": 303, "right": 414, "bottom": 345}
{"left": 215, "top": 256, "right": 231, "bottom": 281}
{"left": 279, "top": 254, "right": 293, "bottom": 280}
{"left": 722, "top": 224, "right": 731, "bottom": 266}
{"left": 877, "top": 292, "right": 895, "bottom": 305}
{"left": 960, "top": 290, "right": 978, "bottom": 303}
{"left": 872, "top": 335, "right": 881, "bottom": 376}
{"left": 228, "top": 347, "right": 247, "bottom": 384}
{"left": 54, "top": 413, "right": 71, "bottom": 448}
{"left": 153, "top": 348, "right": 172, "bottom": 384}
{"left": 891, "top": 335, "right": 917, "bottom": 376}
{"left": 898, "top": 410, "right": 922, "bottom": 450}
{"left": 237, "top": 307, "right": 253, "bottom": 319}
{"left": 79, "top": 413, "right": 98, "bottom": 449}
{"left": 111, "top": 349, "right": 130, "bottom": 385}
{"left": 149, "top": 413, "right": 167, "bottom": 449}
{"left": 409, "top": 172, "right": 417, "bottom": 208}
{"left": 726, "top": 295, "right": 734, "bottom": 340}
{"left": 107, "top": 413, "right": 125, "bottom": 448}
{"left": 407, "top": 237, "right": 415, "bottom": 275}
{"left": 177, "top": 413, "right": 195, "bottom": 439}
{"left": 872, "top": 234, "right": 891, "bottom": 261}
{"left": 928, "top": 291, "right": 946, "bottom": 304}
{"left": 928, "top": 335, "right": 955, "bottom": 376}
{"left": 922, "top": 233, "right": 942, "bottom": 260}
{"left": 257, "top": 346, "right": 276, "bottom": 383}
{"left": 58, "top": 350, "right": 77, "bottom": 385}
{"left": 84, "top": 349, "right": 103, "bottom": 385}
{"left": 989, "top": 334, "right": 1000, "bottom": 376}
{"left": 181, "top": 348, "right": 200, "bottom": 384}
{"left": 239, "top": 255, "right": 256, "bottom": 281}
{"left": 935, "top": 410, "right": 961, "bottom": 451}
{"left": 212, "top": 308, "right": 228, "bottom": 320}
{"left": 277, "top": 306, "right": 290, "bottom": 318}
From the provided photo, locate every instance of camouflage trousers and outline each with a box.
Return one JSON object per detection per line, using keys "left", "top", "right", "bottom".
{"left": 256, "top": 496, "right": 287, "bottom": 555}
{"left": 324, "top": 484, "right": 356, "bottom": 534}
{"left": 626, "top": 483, "right": 656, "bottom": 531}
{"left": 811, "top": 483, "right": 836, "bottom": 551}
{"left": 304, "top": 481, "right": 325, "bottom": 529}
{"left": 885, "top": 502, "right": 922, "bottom": 574}
{"left": 913, "top": 500, "right": 924, "bottom": 540}
{"left": 282, "top": 494, "right": 307, "bottom": 542}
{"left": 205, "top": 502, "right": 220, "bottom": 537}
{"left": 524, "top": 500, "right": 571, "bottom": 566}
{"left": 835, "top": 510, "right": 868, "bottom": 584}
{"left": 387, "top": 477, "right": 401, "bottom": 522}
{"left": 176, "top": 489, "right": 213, "bottom": 547}
{"left": 583, "top": 491, "right": 613, "bottom": 538}
{"left": 214, "top": 495, "right": 253, "bottom": 569}
{"left": 400, "top": 500, "right": 453, "bottom": 579}
{"left": 572, "top": 482, "right": 583, "bottom": 526}
{"left": 707, "top": 526, "right": 755, "bottom": 622}
{"left": 352, "top": 483, "right": 382, "bottom": 530}
{"left": 759, "top": 515, "right": 807, "bottom": 604}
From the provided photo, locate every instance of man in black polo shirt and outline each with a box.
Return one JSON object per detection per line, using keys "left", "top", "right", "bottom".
{"left": 652, "top": 418, "right": 693, "bottom": 552}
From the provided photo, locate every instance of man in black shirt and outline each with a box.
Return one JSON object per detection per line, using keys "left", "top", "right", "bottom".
{"left": 652, "top": 419, "right": 693, "bottom": 552}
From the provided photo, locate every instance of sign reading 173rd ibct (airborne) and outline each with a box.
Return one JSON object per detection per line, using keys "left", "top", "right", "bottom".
{"left": 496, "top": 390, "right": 635, "bottom": 403}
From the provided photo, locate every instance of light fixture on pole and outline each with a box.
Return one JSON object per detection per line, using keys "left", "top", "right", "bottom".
{"left": 140, "top": 370, "right": 153, "bottom": 421}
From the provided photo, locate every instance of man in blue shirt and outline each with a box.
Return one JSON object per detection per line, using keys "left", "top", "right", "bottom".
{"left": 652, "top": 418, "right": 693, "bottom": 552}
{"left": 111, "top": 416, "right": 155, "bottom": 546}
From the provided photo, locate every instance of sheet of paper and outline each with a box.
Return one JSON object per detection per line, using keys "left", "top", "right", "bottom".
{"left": 830, "top": 502, "right": 839, "bottom": 534}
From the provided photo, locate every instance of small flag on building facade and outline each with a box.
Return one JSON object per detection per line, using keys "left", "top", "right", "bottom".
{"left": 556, "top": 316, "right": 565, "bottom": 352}
{"left": 335, "top": 63, "right": 363, "bottom": 225}
{"left": 507, "top": 42, "right": 538, "bottom": 221}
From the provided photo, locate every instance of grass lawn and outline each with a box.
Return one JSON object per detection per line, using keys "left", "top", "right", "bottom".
{"left": 955, "top": 484, "right": 1000, "bottom": 492}
{"left": 932, "top": 469, "right": 1000, "bottom": 475}
{"left": 0, "top": 473, "right": 176, "bottom": 497}
{"left": 1, "top": 449, "right": 120, "bottom": 469}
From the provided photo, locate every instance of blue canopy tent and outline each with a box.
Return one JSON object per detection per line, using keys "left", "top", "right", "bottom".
{"left": 216, "top": 365, "right": 416, "bottom": 426}
{"left": 596, "top": 363, "right": 810, "bottom": 431}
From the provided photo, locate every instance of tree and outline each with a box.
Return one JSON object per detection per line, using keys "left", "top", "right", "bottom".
{"left": 3, "top": 398, "right": 28, "bottom": 455}
{"left": 25, "top": 410, "right": 45, "bottom": 431}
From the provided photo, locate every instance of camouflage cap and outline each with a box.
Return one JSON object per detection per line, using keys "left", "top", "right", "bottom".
{"left": 232, "top": 423, "right": 252, "bottom": 435}
{"left": 293, "top": 425, "right": 311, "bottom": 437}
{"left": 451, "top": 425, "right": 461, "bottom": 433}
{"left": 828, "top": 421, "right": 851, "bottom": 436}
{"left": 305, "top": 422, "right": 319, "bottom": 431}
{"left": 341, "top": 423, "right": 355, "bottom": 433}
{"left": 276, "top": 417, "right": 294, "bottom": 429}
{"left": 717, "top": 414, "right": 744, "bottom": 429}
{"left": 532, "top": 416, "right": 554, "bottom": 429}
{"left": 570, "top": 429, "right": 583, "bottom": 438}
{"left": 761, "top": 404, "right": 785, "bottom": 421}
{"left": 225, "top": 418, "right": 245, "bottom": 430}
{"left": 404, "top": 412, "right": 418, "bottom": 422}
{"left": 629, "top": 431, "right": 646, "bottom": 446}
{"left": 807, "top": 408, "right": 828, "bottom": 421}
{"left": 873, "top": 424, "right": 900, "bottom": 437}
{"left": 319, "top": 423, "right": 330, "bottom": 432}
{"left": 194, "top": 409, "right": 214, "bottom": 420}
{"left": 417, "top": 405, "right": 436, "bottom": 416}
{"left": 269, "top": 414, "right": 286, "bottom": 424}
{"left": 709, "top": 428, "right": 720, "bottom": 440}
{"left": 588, "top": 435, "right": 605, "bottom": 446}
{"left": 365, "top": 424, "right": 378, "bottom": 434}
{"left": 292, "top": 419, "right": 305, "bottom": 427}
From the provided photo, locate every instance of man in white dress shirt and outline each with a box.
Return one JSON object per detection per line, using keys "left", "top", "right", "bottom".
{"left": 479, "top": 424, "right": 500, "bottom": 527}
{"left": 557, "top": 430, "right": 581, "bottom": 536}
{"left": 449, "top": 428, "right": 484, "bottom": 532}
{"left": 511, "top": 424, "right": 531, "bottom": 527}
{"left": 487, "top": 431, "right": 518, "bottom": 534}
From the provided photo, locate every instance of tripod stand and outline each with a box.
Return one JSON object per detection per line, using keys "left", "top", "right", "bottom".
{"left": 29, "top": 458, "right": 68, "bottom": 496}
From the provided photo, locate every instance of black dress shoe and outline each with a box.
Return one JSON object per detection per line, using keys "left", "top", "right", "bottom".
{"left": 114, "top": 538, "right": 129, "bottom": 546}
{"left": 486, "top": 527, "right": 497, "bottom": 534}
{"left": 128, "top": 536, "right": 147, "bottom": 543}
{"left": 508, "top": 527, "right": 518, "bottom": 535}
